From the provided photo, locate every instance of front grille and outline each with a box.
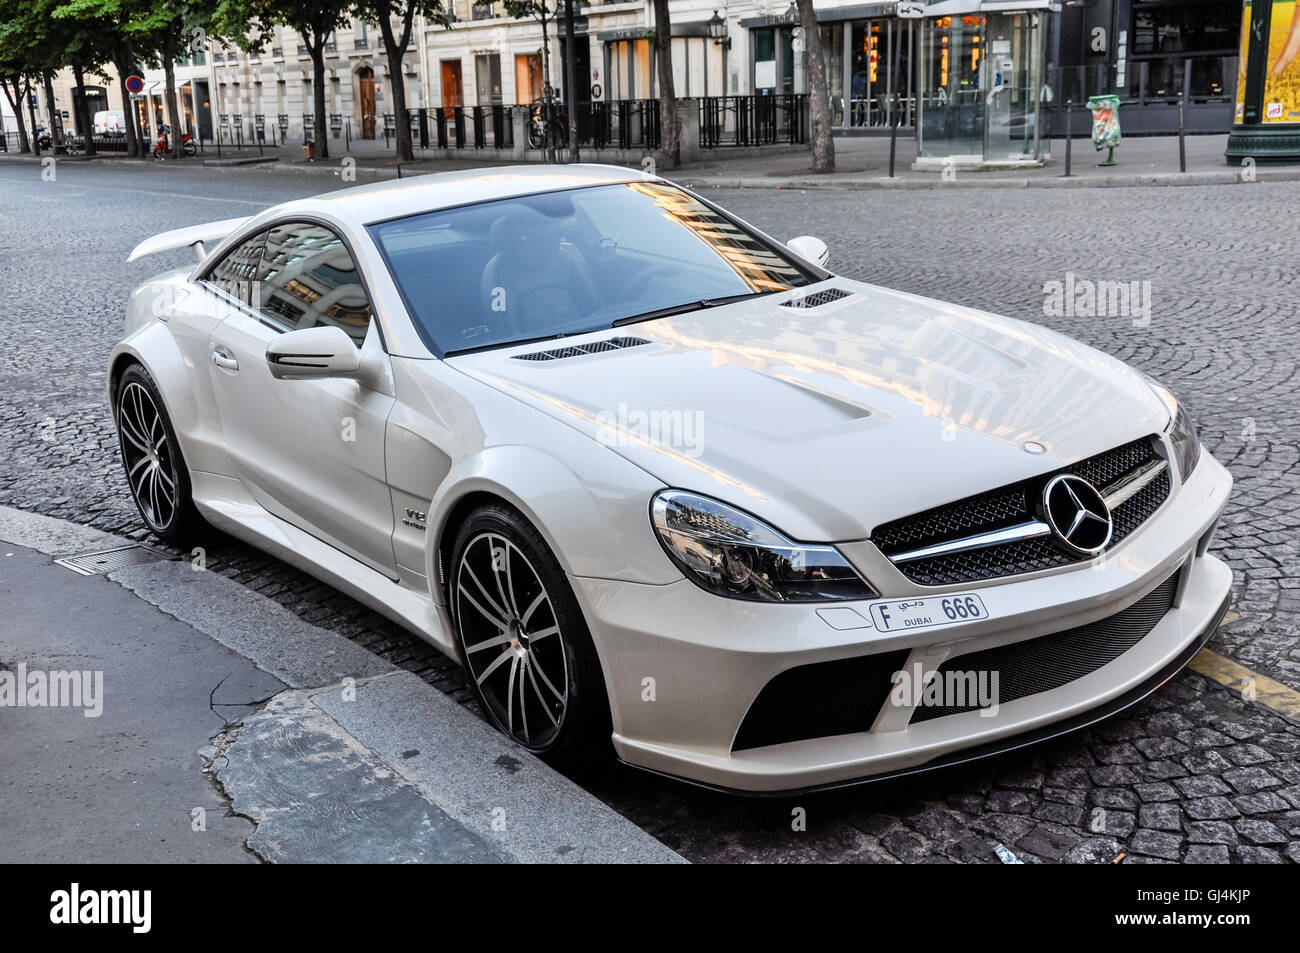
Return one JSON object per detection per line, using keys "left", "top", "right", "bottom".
{"left": 910, "top": 571, "right": 1180, "bottom": 723}
{"left": 873, "top": 438, "right": 1170, "bottom": 586}
{"left": 732, "top": 649, "right": 909, "bottom": 752}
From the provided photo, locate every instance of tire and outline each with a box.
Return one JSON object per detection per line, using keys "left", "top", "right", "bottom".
{"left": 449, "top": 504, "right": 612, "bottom": 763}
{"left": 114, "top": 364, "right": 204, "bottom": 545}
{"left": 182, "top": 141, "right": 196, "bottom": 156}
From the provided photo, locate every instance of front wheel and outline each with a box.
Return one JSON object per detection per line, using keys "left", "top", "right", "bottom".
{"left": 450, "top": 505, "right": 611, "bottom": 761}
{"left": 115, "top": 364, "right": 203, "bottom": 545}
{"left": 182, "top": 140, "right": 196, "bottom": 156}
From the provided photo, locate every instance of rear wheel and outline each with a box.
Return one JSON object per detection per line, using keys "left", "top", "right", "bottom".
{"left": 450, "top": 505, "right": 611, "bottom": 762}
{"left": 115, "top": 364, "right": 203, "bottom": 545}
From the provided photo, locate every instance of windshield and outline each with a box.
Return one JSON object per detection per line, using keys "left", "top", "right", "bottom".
{"left": 368, "top": 181, "right": 824, "bottom": 355}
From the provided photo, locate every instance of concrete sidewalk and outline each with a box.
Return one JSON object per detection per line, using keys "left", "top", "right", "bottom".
{"left": 7, "top": 131, "right": 1287, "bottom": 191}
{"left": 0, "top": 505, "right": 683, "bottom": 864}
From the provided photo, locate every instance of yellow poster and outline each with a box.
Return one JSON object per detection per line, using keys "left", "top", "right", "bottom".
{"left": 1265, "top": 0, "right": 1300, "bottom": 123}
{"left": 1235, "top": 1, "right": 1250, "bottom": 123}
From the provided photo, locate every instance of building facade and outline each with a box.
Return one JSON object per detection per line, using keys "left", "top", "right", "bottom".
{"left": 18, "top": 0, "right": 1244, "bottom": 159}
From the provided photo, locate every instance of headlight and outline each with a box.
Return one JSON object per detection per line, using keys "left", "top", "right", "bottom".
{"left": 1169, "top": 404, "right": 1200, "bottom": 482}
{"left": 1142, "top": 373, "right": 1200, "bottom": 482}
{"left": 651, "top": 490, "right": 877, "bottom": 603}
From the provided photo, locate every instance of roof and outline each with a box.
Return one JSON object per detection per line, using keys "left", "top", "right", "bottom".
{"left": 313, "top": 164, "right": 657, "bottom": 225}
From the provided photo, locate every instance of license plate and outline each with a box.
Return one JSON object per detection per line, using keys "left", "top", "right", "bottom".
{"left": 868, "top": 593, "right": 988, "bottom": 632}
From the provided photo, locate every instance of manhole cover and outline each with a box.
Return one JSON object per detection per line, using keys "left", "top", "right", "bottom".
{"left": 55, "top": 544, "right": 171, "bottom": 576}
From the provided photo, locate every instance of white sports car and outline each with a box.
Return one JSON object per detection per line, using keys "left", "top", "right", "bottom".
{"left": 111, "top": 165, "right": 1232, "bottom": 793}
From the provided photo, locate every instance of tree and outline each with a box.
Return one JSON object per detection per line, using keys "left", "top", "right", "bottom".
{"left": 356, "top": 0, "right": 448, "bottom": 162}
{"left": 216, "top": 0, "right": 353, "bottom": 160}
{"left": 502, "top": 0, "right": 558, "bottom": 160}
{"left": 57, "top": 0, "right": 166, "bottom": 158}
{"left": 794, "top": 0, "right": 834, "bottom": 171}
{"left": 0, "top": 0, "right": 37, "bottom": 151}
{"left": 650, "top": 0, "right": 679, "bottom": 168}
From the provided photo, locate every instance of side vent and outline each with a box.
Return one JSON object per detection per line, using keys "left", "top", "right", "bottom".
{"left": 780, "top": 287, "right": 853, "bottom": 309}
{"left": 512, "top": 336, "right": 650, "bottom": 362}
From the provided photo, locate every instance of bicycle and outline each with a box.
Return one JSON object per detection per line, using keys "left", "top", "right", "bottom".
{"left": 527, "top": 99, "right": 569, "bottom": 152}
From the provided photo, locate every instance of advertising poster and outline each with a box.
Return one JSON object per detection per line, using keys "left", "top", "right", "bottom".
{"left": 1264, "top": 0, "right": 1300, "bottom": 122}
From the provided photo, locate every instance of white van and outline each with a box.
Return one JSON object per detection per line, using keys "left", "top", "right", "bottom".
{"left": 93, "top": 110, "right": 126, "bottom": 137}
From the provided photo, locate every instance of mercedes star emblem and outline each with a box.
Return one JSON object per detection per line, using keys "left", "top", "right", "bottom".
{"left": 1042, "top": 474, "right": 1113, "bottom": 556}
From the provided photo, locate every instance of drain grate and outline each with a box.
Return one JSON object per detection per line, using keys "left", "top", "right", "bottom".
{"left": 55, "top": 544, "right": 171, "bottom": 576}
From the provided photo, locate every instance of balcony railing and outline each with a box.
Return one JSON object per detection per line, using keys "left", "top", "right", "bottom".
{"left": 472, "top": 3, "right": 494, "bottom": 19}
{"left": 354, "top": 37, "right": 369, "bottom": 50}
{"left": 272, "top": 46, "right": 283, "bottom": 58}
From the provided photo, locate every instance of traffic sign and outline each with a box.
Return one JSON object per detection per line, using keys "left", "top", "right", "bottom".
{"left": 125, "top": 75, "right": 144, "bottom": 94}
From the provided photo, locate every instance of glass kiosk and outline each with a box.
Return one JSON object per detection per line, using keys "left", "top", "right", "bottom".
{"left": 916, "top": 1, "right": 1056, "bottom": 166}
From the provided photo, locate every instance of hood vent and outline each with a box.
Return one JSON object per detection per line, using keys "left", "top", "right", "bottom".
{"left": 780, "top": 287, "right": 853, "bottom": 309}
{"left": 512, "top": 336, "right": 650, "bottom": 362}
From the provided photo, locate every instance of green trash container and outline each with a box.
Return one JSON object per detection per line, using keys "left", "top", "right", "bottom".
{"left": 1087, "top": 94, "right": 1121, "bottom": 166}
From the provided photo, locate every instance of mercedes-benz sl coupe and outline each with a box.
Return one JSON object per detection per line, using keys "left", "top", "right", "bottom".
{"left": 110, "top": 166, "right": 1232, "bottom": 793}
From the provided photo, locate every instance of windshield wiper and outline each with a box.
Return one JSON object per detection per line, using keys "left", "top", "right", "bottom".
{"left": 611, "top": 291, "right": 777, "bottom": 327}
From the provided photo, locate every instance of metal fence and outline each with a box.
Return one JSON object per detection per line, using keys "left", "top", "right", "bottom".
{"left": 699, "top": 95, "right": 809, "bottom": 148}
{"left": 573, "top": 100, "right": 660, "bottom": 151}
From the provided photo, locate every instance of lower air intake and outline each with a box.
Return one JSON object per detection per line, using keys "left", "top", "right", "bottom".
{"left": 910, "top": 571, "right": 1180, "bottom": 723}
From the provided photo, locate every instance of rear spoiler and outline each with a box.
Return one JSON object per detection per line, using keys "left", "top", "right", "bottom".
{"left": 126, "top": 216, "right": 249, "bottom": 264}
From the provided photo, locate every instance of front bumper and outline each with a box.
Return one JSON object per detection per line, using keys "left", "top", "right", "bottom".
{"left": 572, "top": 449, "right": 1233, "bottom": 793}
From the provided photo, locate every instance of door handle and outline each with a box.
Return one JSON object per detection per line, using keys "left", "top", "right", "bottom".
{"left": 212, "top": 347, "right": 239, "bottom": 371}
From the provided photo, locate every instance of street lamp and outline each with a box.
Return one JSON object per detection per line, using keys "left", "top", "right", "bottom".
{"left": 708, "top": 10, "right": 730, "bottom": 49}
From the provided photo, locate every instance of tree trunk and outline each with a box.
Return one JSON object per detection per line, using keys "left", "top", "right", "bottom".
{"left": 2, "top": 76, "right": 30, "bottom": 151}
{"left": 564, "top": 0, "right": 578, "bottom": 162}
{"left": 112, "top": 42, "right": 142, "bottom": 159}
{"left": 162, "top": 31, "right": 182, "bottom": 158}
{"left": 796, "top": 0, "right": 834, "bottom": 172}
{"left": 651, "top": 0, "right": 680, "bottom": 169}
{"left": 378, "top": 14, "right": 414, "bottom": 161}
{"left": 72, "top": 65, "right": 96, "bottom": 156}
{"left": 27, "top": 76, "right": 41, "bottom": 154}
{"left": 540, "top": 13, "right": 554, "bottom": 162}
{"left": 310, "top": 43, "right": 329, "bottom": 159}
{"left": 43, "top": 74, "right": 58, "bottom": 144}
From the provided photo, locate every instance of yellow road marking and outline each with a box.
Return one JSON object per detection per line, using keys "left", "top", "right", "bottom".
{"left": 1189, "top": 648, "right": 1300, "bottom": 722}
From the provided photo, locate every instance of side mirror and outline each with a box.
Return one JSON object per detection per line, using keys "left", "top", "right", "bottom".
{"left": 787, "top": 235, "right": 830, "bottom": 269}
{"left": 266, "top": 326, "right": 361, "bottom": 380}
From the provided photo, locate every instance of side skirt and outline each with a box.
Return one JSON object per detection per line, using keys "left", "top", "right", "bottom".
{"left": 190, "top": 471, "right": 460, "bottom": 661}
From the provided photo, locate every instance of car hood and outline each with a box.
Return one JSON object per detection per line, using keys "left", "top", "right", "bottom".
{"left": 448, "top": 279, "right": 1171, "bottom": 542}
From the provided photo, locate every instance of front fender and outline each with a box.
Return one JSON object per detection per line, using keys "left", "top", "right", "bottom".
{"left": 425, "top": 442, "right": 681, "bottom": 604}
{"left": 107, "top": 316, "right": 230, "bottom": 478}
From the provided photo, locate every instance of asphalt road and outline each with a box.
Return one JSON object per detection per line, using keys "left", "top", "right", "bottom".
{"left": 2, "top": 158, "right": 1298, "bottom": 863}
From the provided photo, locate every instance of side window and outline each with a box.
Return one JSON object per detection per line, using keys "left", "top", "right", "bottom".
{"left": 205, "top": 231, "right": 267, "bottom": 304}
{"left": 254, "top": 222, "right": 374, "bottom": 347}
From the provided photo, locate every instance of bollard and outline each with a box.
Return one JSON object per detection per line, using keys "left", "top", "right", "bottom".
{"left": 1178, "top": 94, "right": 1187, "bottom": 173}
{"left": 1062, "top": 99, "right": 1073, "bottom": 177}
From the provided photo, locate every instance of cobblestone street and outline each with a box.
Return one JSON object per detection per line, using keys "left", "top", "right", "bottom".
{"left": 2, "top": 160, "right": 1298, "bottom": 863}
